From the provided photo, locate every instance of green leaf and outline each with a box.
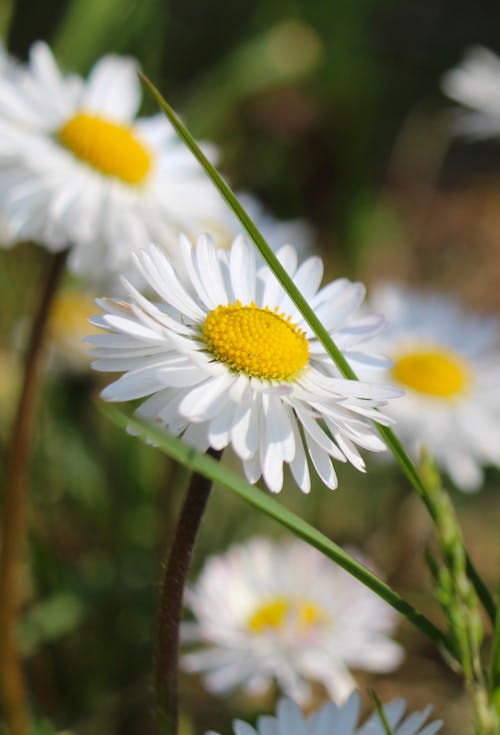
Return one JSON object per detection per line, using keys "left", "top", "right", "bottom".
{"left": 102, "top": 403, "right": 453, "bottom": 656}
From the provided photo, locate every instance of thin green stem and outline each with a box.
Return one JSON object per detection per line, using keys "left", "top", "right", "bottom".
{"left": 140, "top": 73, "right": 496, "bottom": 626}
{"left": 370, "top": 690, "right": 396, "bottom": 735}
{"left": 103, "top": 405, "right": 455, "bottom": 658}
{"left": 0, "top": 250, "right": 67, "bottom": 735}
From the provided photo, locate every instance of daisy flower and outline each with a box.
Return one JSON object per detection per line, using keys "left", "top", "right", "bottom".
{"left": 0, "top": 42, "right": 224, "bottom": 278}
{"left": 181, "top": 537, "right": 403, "bottom": 704}
{"left": 441, "top": 46, "right": 500, "bottom": 138}
{"left": 207, "top": 693, "right": 442, "bottom": 735}
{"left": 88, "top": 234, "right": 400, "bottom": 493}
{"left": 369, "top": 284, "right": 500, "bottom": 491}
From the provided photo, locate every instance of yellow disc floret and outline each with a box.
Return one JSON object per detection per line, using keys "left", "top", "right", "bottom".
{"left": 248, "top": 597, "right": 327, "bottom": 634}
{"left": 58, "top": 112, "right": 152, "bottom": 184}
{"left": 248, "top": 598, "right": 289, "bottom": 632}
{"left": 392, "top": 347, "right": 471, "bottom": 398}
{"left": 201, "top": 301, "right": 309, "bottom": 381}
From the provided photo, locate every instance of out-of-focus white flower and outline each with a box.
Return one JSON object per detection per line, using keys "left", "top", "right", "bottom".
{"left": 88, "top": 235, "right": 400, "bottom": 493}
{"left": 207, "top": 694, "right": 442, "bottom": 735}
{"left": 369, "top": 284, "right": 500, "bottom": 491}
{"left": 0, "top": 42, "right": 225, "bottom": 279}
{"left": 181, "top": 537, "right": 403, "bottom": 704}
{"left": 0, "top": 41, "right": 17, "bottom": 75}
{"left": 441, "top": 46, "right": 500, "bottom": 138}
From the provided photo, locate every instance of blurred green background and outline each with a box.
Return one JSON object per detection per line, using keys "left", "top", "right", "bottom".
{"left": 2, "top": 0, "right": 500, "bottom": 733}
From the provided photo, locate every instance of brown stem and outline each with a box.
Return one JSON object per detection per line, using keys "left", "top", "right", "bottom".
{"left": 0, "top": 250, "right": 67, "bottom": 735}
{"left": 155, "top": 450, "right": 220, "bottom": 735}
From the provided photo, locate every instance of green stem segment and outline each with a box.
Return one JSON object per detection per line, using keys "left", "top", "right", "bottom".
{"left": 140, "top": 73, "right": 496, "bottom": 626}
{"left": 155, "top": 450, "right": 219, "bottom": 735}
{"left": 0, "top": 250, "right": 67, "bottom": 735}
{"left": 490, "top": 580, "right": 500, "bottom": 699}
{"left": 104, "top": 406, "right": 454, "bottom": 658}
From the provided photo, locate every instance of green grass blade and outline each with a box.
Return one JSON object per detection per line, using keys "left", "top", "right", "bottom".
{"left": 490, "top": 581, "right": 500, "bottom": 698}
{"left": 101, "top": 403, "right": 453, "bottom": 656}
{"left": 370, "top": 690, "right": 396, "bottom": 735}
{"left": 139, "top": 73, "right": 496, "bottom": 626}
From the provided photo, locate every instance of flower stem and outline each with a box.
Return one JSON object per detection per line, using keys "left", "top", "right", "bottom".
{"left": 155, "top": 451, "right": 219, "bottom": 735}
{"left": 0, "top": 250, "right": 67, "bottom": 735}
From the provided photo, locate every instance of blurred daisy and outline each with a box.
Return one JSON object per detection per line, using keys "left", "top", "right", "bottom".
{"left": 182, "top": 537, "right": 403, "bottom": 703}
{"left": 207, "top": 694, "right": 442, "bottom": 735}
{"left": 369, "top": 284, "right": 500, "bottom": 491}
{"left": 89, "top": 235, "right": 400, "bottom": 493}
{"left": 441, "top": 46, "right": 500, "bottom": 138}
{"left": 0, "top": 42, "right": 224, "bottom": 278}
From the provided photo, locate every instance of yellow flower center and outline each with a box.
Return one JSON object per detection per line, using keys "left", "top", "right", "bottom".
{"left": 201, "top": 301, "right": 309, "bottom": 381}
{"left": 58, "top": 112, "right": 152, "bottom": 184}
{"left": 392, "top": 347, "right": 470, "bottom": 398}
{"left": 50, "top": 291, "right": 96, "bottom": 337}
{"left": 248, "top": 597, "right": 326, "bottom": 634}
{"left": 49, "top": 291, "right": 100, "bottom": 360}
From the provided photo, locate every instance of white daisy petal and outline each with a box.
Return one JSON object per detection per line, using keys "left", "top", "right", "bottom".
{"left": 195, "top": 233, "right": 229, "bottom": 308}
{"left": 243, "top": 453, "right": 262, "bottom": 485}
{"left": 304, "top": 432, "right": 337, "bottom": 489}
{"left": 179, "top": 374, "right": 234, "bottom": 422}
{"left": 230, "top": 235, "right": 256, "bottom": 304}
{"left": 82, "top": 55, "right": 141, "bottom": 121}
{"left": 231, "top": 385, "right": 260, "bottom": 460}
{"left": 233, "top": 721, "right": 258, "bottom": 735}
{"left": 442, "top": 46, "right": 500, "bottom": 139}
{"left": 288, "top": 417, "right": 311, "bottom": 493}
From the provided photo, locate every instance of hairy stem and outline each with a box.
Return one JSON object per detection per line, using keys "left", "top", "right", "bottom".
{"left": 155, "top": 451, "right": 219, "bottom": 735}
{"left": 0, "top": 250, "right": 67, "bottom": 735}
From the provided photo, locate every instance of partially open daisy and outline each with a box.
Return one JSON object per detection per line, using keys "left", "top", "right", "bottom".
{"left": 181, "top": 537, "right": 403, "bottom": 703}
{"left": 207, "top": 693, "right": 442, "bottom": 735}
{"left": 441, "top": 46, "right": 500, "bottom": 138}
{"left": 369, "top": 284, "right": 500, "bottom": 491}
{"left": 89, "top": 235, "right": 400, "bottom": 493}
{"left": 0, "top": 42, "right": 224, "bottom": 278}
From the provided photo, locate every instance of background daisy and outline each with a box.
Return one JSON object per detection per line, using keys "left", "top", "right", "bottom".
{"left": 0, "top": 42, "right": 225, "bottom": 279}
{"left": 207, "top": 694, "right": 442, "bottom": 735}
{"left": 369, "top": 284, "right": 500, "bottom": 491}
{"left": 89, "top": 235, "right": 400, "bottom": 493}
{"left": 441, "top": 46, "right": 500, "bottom": 139}
{"left": 181, "top": 537, "right": 403, "bottom": 704}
